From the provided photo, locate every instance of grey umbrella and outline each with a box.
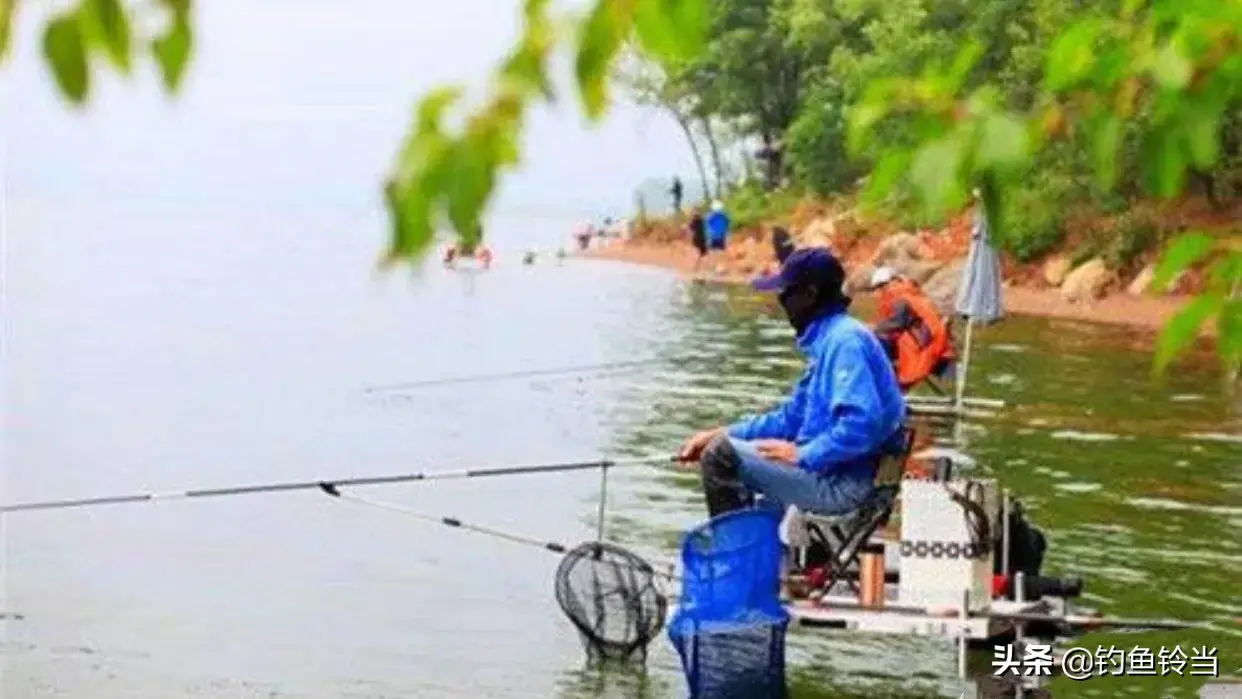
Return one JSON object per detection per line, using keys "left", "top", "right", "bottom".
{"left": 951, "top": 205, "right": 1006, "bottom": 441}
{"left": 956, "top": 208, "right": 1006, "bottom": 323}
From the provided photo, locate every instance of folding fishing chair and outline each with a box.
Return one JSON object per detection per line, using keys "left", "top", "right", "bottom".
{"left": 785, "top": 426, "right": 922, "bottom": 599}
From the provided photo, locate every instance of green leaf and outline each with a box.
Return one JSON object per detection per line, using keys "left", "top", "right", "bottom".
{"left": 944, "top": 41, "right": 983, "bottom": 94}
{"left": 501, "top": 43, "right": 553, "bottom": 101}
{"left": 152, "top": 1, "right": 192, "bottom": 92}
{"left": 861, "top": 149, "right": 911, "bottom": 206}
{"left": 845, "top": 78, "right": 901, "bottom": 154}
{"left": 1207, "top": 248, "right": 1242, "bottom": 290}
{"left": 1151, "top": 42, "right": 1192, "bottom": 91}
{"left": 42, "top": 12, "right": 89, "bottom": 104}
{"left": 908, "top": 137, "right": 962, "bottom": 217}
{"left": 383, "top": 179, "right": 436, "bottom": 266}
{"left": 1152, "top": 232, "right": 1215, "bottom": 291}
{"left": 445, "top": 138, "right": 489, "bottom": 239}
{"left": 846, "top": 102, "right": 888, "bottom": 155}
{"left": 575, "top": 0, "right": 634, "bottom": 120}
{"left": 635, "top": 0, "right": 708, "bottom": 63}
{"left": 1091, "top": 113, "right": 1122, "bottom": 190}
{"left": 1184, "top": 104, "right": 1221, "bottom": 169}
{"left": 1154, "top": 293, "right": 1222, "bottom": 374}
{"left": 1143, "top": 129, "right": 1186, "bottom": 198}
{"left": 501, "top": 0, "right": 555, "bottom": 100}
{"left": 81, "top": 0, "right": 131, "bottom": 72}
{"left": 414, "top": 86, "right": 463, "bottom": 136}
{"left": 1044, "top": 20, "right": 1102, "bottom": 92}
{"left": 0, "top": 0, "right": 16, "bottom": 60}
{"left": 976, "top": 113, "right": 1030, "bottom": 174}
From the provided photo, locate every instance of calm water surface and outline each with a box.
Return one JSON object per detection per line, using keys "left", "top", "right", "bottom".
{"left": 4, "top": 209, "right": 1240, "bottom": 699}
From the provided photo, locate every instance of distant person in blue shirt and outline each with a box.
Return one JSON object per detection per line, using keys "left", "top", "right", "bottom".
{"left": 703, "top": 200, "right": 730, "bottom": 274}
{"left": 677, "top": 247, "right": 907, "bottom": 519}
{"left": 705, "top": 200, "right": 730, "bottom": 250}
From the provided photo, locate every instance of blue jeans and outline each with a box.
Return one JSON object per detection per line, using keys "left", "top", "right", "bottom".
{"left": 699, "top": 435, "right": 875, "bottom": 519}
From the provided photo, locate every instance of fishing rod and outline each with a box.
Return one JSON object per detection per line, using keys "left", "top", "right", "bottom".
{"left": 363, "top": 357, "right": 679, "bottom": 394}
{"left": 0, "top": 455, "right": 677, "bottom": 514}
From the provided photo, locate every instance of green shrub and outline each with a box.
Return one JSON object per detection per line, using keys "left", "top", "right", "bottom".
{"left": 1106, "top": 212, "right": 1160, "bottom": 271}
{"left": 999, "top": 173, "right": 1073, "bottom": 263}
{"left": 725, "top": 183, "right": 806, "bottom": 232}
{"left": 786, "top": 79, "right": 859, "bottom": 195}
{"left": 726, "top": 183, "right": 772, "bottom": 231}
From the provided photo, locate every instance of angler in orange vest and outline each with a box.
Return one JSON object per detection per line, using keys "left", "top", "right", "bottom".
{"left": 869, "top": 267, "right": 956, "bottom": 391}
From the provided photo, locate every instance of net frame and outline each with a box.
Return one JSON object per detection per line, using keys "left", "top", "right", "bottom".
{"left": 553, "top": 541, "right": 668, "bottom": 663}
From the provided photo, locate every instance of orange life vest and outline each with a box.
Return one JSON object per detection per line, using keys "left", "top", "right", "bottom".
{"left": 876, "top": 278, "right": 953, "bottom": 388}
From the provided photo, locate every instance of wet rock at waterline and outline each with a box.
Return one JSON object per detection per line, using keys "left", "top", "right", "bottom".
{"left": 1043, "top": 255, "right": 1072, "bottom": 287}
{"left": 1126, "top": 264, "right": 1156, "bottom": 295}
{"left": 1060, "top": 258, "right": 1116, "bottom": 303}
{"left": 923, "top": 258, "right": 967, "bottom": 315}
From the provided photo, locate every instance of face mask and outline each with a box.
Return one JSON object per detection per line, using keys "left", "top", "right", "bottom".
{"left": 778, "top": 285, "right": 818, "bottom": 335}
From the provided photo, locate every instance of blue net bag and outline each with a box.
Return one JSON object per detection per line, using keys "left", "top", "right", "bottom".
{"left": 667, "top": 509, "right": 790, "bottom": 699}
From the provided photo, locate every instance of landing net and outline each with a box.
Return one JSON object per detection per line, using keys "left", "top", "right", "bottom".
{"left": 553, "top": 541, "right": 668, "bottom": 663}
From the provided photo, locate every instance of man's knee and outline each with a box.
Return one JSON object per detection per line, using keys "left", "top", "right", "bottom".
{"left": 700, "top": 434, "right": 741, "bottom": 480}
{"left": 702, "top": 433, "right": 736, "bottom": 461}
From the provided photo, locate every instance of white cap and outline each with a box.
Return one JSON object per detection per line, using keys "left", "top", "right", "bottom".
{"left": 870, "top": 266, "right": 897, "bottom": 289}
{"left": 711, "top": 200, "right": 724, "bottom": 212}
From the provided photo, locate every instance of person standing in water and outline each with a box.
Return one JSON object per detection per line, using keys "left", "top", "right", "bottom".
{"left": 771, "top": 226, "right": 796, "bottom": 265}
{"left": 687, "top": 206, "right": 708, "bottom": 275}
{"left": 705, "top": 200, "right": 731, "bottom": 274}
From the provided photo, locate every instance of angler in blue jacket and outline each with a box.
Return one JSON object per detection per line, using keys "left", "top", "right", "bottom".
{"left": 678, "top": 247, "right": 907, "bottom": 518}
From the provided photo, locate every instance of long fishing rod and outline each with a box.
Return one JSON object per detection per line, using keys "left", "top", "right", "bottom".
{"left": 0, "top": 455, "right": 676, "bottom": 514}
{"left": 363, "top": 357, "right": 677, "bottom": 394}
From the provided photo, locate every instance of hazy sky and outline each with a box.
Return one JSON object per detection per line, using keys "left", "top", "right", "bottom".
{"left": 0, "top": 0, "right": 696, "bottom": 232}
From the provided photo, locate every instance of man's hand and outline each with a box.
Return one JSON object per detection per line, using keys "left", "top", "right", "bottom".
{"left": 678, "top": 427, "right": 724, "bottom": 467}
{"left": 755, "top": 439, "right": 799, "bottom": 467}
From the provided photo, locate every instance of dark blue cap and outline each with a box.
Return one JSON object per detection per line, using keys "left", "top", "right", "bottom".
{"left": 751, "top": 246, "right": 846, "bottom": 293}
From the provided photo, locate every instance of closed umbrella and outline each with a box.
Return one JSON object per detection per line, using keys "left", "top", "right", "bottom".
{"left": 952, "top": 205, "right": 1005, "bottom": 440}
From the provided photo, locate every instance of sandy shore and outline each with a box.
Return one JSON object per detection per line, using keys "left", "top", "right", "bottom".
{"left": 584, "top": 240, "right": 1211, "bottom": 336}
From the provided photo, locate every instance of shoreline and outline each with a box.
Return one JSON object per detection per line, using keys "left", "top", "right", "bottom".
{"left": 584, "top": 240, "right": 1210, "bottom": 336}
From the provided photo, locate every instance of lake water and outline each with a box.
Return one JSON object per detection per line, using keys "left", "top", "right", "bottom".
{"left": 3, "top": 206, "right": 1240, "bottom": 699}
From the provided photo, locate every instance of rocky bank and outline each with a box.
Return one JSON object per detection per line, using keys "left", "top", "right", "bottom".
{"left": 584, "top": 204, "right": 1218, "bottom": 336}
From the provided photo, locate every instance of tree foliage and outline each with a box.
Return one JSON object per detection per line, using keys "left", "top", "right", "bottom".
{"left": 3, "top": 0, "right": 1240, "bottom": 375}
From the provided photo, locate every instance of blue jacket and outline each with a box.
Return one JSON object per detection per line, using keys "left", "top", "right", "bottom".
{"left": 727, "top": 311, "right": 907, "bottom": 476}
{"left": 705, "top": 211, "right": 730, "bottom": 243}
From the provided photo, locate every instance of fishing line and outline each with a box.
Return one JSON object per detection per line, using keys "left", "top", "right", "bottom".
{"left": 0, "top": 455, "right": 677, "bottom": 514}
{"left": 323, "top": 487, "right": 681, "bottom": 581}
{"left": 362, "top": 357, "right": 680, "bottom": 394}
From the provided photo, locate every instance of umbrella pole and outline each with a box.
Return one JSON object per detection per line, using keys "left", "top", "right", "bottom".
{"left": 953, "top": 317, "right": 975, "bottom": 445}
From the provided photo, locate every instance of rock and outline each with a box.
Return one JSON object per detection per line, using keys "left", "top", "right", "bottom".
{"left": 1060, "top": 258, "right": 1115, "bottom": 303}
{"left": 1043, "top": 255, "right": 1072, "bottom": 287}
{"left": 922, "top": 258, "right": 967, "bottom": 316}
{"left": 1127, "top": 264, "right": 1156, "bottom": 295}
{"left": 799, "top": 217, "right": 836, "bottom": 247}
{"left": 873, "top": 232, "right": 928, "bottom": 265}
{"left": 899, "top": 259, "right": 945, "bottom": 285}
{"left": 846, "top": 263, "right": 877, "bottom": 294}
